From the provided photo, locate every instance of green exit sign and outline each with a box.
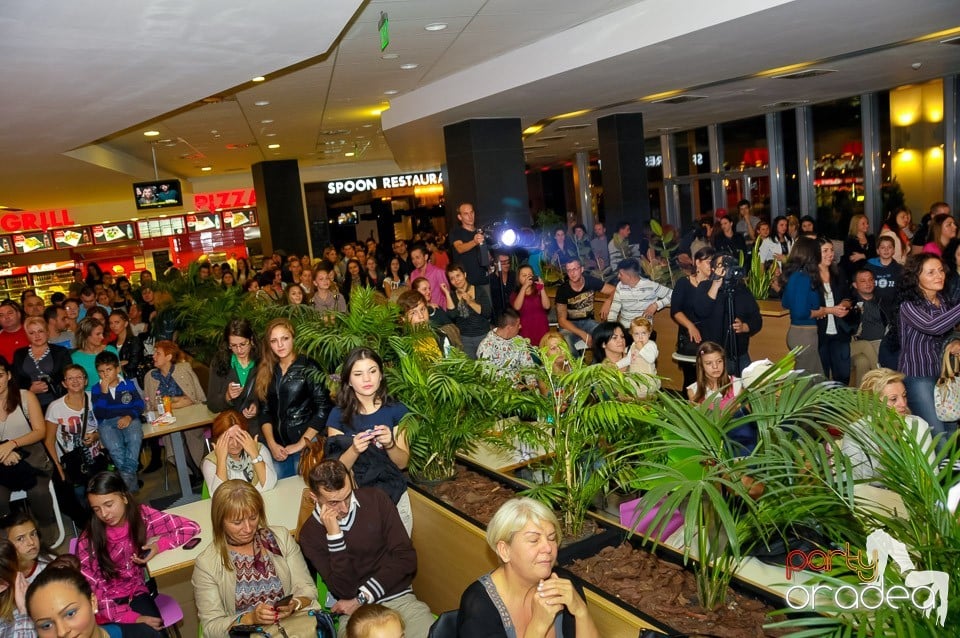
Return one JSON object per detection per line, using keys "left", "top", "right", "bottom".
{"left": 379, "top": 12, "right": 389, "bottom": 51}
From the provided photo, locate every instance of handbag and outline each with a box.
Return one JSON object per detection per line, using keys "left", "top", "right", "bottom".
{"left": 935, "top": 349, "right": 960, "bottom": 422}
{"left": 57, "top": 394, "right": 112, "bottom": 485}
{"left": 228, "top": 609, "right": 336, "bottom": 638}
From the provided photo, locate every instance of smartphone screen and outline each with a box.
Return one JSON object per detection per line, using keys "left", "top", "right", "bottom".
{"left": 274, "top": 594, "right": 293, "bottom": 608}
{"left": 183, "top": 537, "right": 201, "bottom": 550}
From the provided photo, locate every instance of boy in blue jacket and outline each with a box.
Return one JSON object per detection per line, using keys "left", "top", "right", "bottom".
{"left": 92, "top": 351, "right": 146, "bottom": 492}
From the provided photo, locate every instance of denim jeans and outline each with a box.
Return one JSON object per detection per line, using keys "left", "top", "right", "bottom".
{"left": 559, "top": 318, "right": 598, "bottom": 357}
{"left": 905, "top": 375, "right": 957, "bottom": 453}
{"left": 98, "top": 416, "right": 143, "bottom": 492}
{"left": 273, "top": 451, "right": 302, "bottom": 479}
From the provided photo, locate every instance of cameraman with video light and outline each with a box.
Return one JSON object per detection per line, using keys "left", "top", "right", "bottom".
{"left": 693, "top": 253, "right": 762, "bottom": 375}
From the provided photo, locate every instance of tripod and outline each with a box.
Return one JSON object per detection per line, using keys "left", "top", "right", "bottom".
{"left": 722, "top": 280, "right": 744, "bottom": 376}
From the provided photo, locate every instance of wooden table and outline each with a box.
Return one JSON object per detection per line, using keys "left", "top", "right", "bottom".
{"left": 147, "top": 475, "right": 307, "bottom": 577}
{"left": 142, "top": 403, "right": 217, "bottom": 506}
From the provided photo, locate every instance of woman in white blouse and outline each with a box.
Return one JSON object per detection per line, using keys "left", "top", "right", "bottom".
{"left": 201, "top": 409, "right": 277, "bottom": 496}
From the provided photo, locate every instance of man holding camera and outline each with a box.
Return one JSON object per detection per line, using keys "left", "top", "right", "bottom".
{"left": 451, "top": 202, "right": 491, "bottom": 319}
{"left": 693, "top": 253, "right": 762, "bottom": 375}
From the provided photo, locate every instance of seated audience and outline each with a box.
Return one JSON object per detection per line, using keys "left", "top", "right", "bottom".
{"left": 325, "top": 348, "right": 413, "bottom": 535}
{"left": 510, "top": 265, "right": 551, "bottom": 348}
{"left": 107, "top": 310, "right": 147, "bottom": 385}
{"left": 456, "top": 497, "right": 598, "bottom": 638}
{"left": 192, "top": 480, "right": 317, "bottom": 638}
{"left": 0, "top": 538, "right": 33, "bottom": 636}
{"left": 72, "top": 318, "right": 118, "bottom": 391}
{"left": 347, "top": 604, "right": 405, "bottom": 638}
{"left": 92, "top": 352, "right": 145, "bottom": 493}
{"left": 555, "top": 259, "right": 615, "bottom": 357}
{"left": 602, "top": 258, "right": 672, "bottom": 330}
{"left": 0, "top": 511, "right": 56, "bottom": 585}
{"left": 0, "top": 356, "right": 56, "bottom": 540}
{"left": 77, "top": 472, "right": 199, "bottom": 630}
{"left": 477, "top": 308, "right": 537, "bottom": 388}
{"left": 201, "top": 410, "right": 277, "bottom": 496}
{"left": 590, "top": 322, "right": 629, "bottom": 371}
{"left": 206, "top": 319, "right": 261, "bottom": 433}
{"left": 299, "top": 460, "right": 434, "bottom": 638}
{"left": 13, "top": 316, "right": 71, "bottom": 413}
{"left": 687, "top": 341, "right": 742, "bottom": 408}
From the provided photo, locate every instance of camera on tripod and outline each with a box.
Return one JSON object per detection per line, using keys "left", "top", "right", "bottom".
{"left": 712, "top": 254, "right": 746, "bottom": 283}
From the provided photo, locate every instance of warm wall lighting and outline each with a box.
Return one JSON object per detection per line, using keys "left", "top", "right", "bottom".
{"left": 898, "top": 149, "right": 916, "bottom": 161}
{"left": 414, "top": 184, "right": 444, "bottom": 197}
{"left": 554, "top": 109, "right": 590, "bottom": 119}
{"left": 523, "top": 124, "right": 544, "bottom": 135}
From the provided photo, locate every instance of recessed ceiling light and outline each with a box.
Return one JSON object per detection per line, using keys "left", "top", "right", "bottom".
{"left": 424, "top": 22, "right": 447, "bottom": 31}
{"left": 144, "top": 131, "right": 160, "bottom": 137}
{"left": 266, "top": 133, "right": 277, "bottom": 137}
{"left": 254, "top": 100, "right": 270, "bottom": 106}
{"left": 201, "top": 166, "right": 212, "bottom": 171}
{"left": 345, "top": 152, "right": 356, "bottom": 157}
{"left": 260, "top": 119, "right": 274, "bottom": 124}
{"left": 381, "top": 53, "right": 399, "bottom": 60}
{"left": 384, "top": 89, "right": 399, "bottom": 95}
{"left": 362, "top": 124, "right": 373, "bottom": 128}
{"left": 251, "top": 76, "right": 265, "bottom": 82}
{"left": 399, "top": 63, "right": 419, "bottom": 70}
{"left": 267, "top": 143, "right": 280, "bottom": 149}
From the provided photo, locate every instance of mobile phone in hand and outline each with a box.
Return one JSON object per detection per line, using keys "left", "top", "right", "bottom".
{"left": 138, "top": 548, "right": 152, "bottom": 560}
{"left": 183, "top": 537, "right": 201, "bottom": 550}
{"left": 274, "top": 594, "right": 294, "bottom": 609}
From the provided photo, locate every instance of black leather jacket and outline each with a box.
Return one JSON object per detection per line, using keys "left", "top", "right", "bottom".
{"left": 264, "top": 355, "right": 332, "bottom": 446}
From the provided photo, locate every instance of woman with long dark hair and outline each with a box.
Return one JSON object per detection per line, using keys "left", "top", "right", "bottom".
{"left": 0, "top": 356, "right": 56, "bottom": 539}
{"left": 71, "top": 318, "right": 118, "bottom": 391}
{"left": 670, "top": 247, "right": 713, "bottom": 387}
{"left": 0, "top": 511, "right": 56, "bottom": 585}
{"left": 77, "top": 471, "right": 198, "bottom": 630}
{"left": 325, "top": 347, "right": 412, "bottom": 535}
{"left": 757, "top": 216, "right": 793, "bottom": 264}
{"left": 207, "top": 319, "right": 260, "bottom": 432}
{"left": 590, "top": 322, "right": 629, "bottom": 370}
{"left": 107, "top": 309, "right": 146, "bottom": 385}
{"left": 780, "top": 236, "right": 833, "bottom": 377}
{"left": 815, "top": 237, "right": 854, "bottom": 385}
{"left": 898, "top": 253, "right": 960, "bottom": 446}
{"left": 510, "top": 264, "right": 550, "bottom": 347}
{"left": 254, "top": 318, "right": 332, "bottom": 479}
{"left": 921, "top": 212, "right": 957, "bottom": 257}
{"left": 0, "top": 538, "right": 31, "bottom": 636}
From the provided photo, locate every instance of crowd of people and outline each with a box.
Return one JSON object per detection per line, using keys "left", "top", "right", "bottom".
{"left": 0, "top": 197, "right": 956, "bottom": 637}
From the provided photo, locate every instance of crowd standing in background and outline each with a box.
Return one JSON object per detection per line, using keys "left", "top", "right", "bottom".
{"left": 0, "top": 197, "right": 958, "bottom": 637}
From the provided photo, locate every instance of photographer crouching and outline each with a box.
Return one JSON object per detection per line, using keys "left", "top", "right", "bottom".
{"left": 693, "top": 253, "right": 762, "bottom": 375}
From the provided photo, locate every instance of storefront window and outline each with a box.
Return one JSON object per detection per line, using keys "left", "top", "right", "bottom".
{"left": 674, "top": 127, "right": 710, "bottom": 176}
{"left": 888, "top": 79, "right": 943, "bottom": 219}
{"left": 721, "top": 117, "right": 768, "bottom": 172}
{"left": 812, "top": 97, "right": 864, "bottom": 237}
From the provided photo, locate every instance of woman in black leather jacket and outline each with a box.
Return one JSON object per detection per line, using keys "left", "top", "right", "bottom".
{"left": 254, "top": 318, "right": 332, "bottom": 479}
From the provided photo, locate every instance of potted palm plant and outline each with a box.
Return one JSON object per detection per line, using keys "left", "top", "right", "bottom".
{"left": 508, "top": 345, "right": 659, "bottom": 538}
{"left": 387, "top": 335, "right": 519, "bottom": 482}
{"left": 768, "top": 391, "right": 960, "bottom": 636}
{"left": 620, "top": 356, "right": 868, "bottom": 612}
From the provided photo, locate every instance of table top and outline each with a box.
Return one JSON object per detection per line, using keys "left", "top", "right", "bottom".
{"left": 147, "top": 475, "right": 307, "bottom": 577}
{"left": 141, "top": 403, "right": 218, "bottom": 439}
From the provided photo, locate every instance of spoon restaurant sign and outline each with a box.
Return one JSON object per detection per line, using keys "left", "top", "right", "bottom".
{"left": 325, "top": 171, "right": 443, "bottom": 195}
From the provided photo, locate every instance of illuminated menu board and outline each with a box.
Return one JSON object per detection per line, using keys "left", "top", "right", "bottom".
{"left": 13, "top": 231, "right": 53, "bottom": 253}
{"left": 137, "top": 217, "right": 186, "bottom": 239}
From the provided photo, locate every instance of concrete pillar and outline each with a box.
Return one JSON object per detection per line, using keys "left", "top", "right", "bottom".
{"left": 597, "top": 113, "right": 650, "bottom": 233}
{"left": 251, "top": 160, "right": 311, "bottom": 256}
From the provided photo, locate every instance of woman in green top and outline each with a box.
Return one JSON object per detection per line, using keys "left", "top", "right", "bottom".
{"left": 207, "top": 318, "right": 261, "bottom": 435}
{"left": 70, "top": 318, "right": 118, "bottom": 391}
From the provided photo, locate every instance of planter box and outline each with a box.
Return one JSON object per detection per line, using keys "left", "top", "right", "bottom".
{"left": 409, "top": 486, "right": 665, "bottom": 637}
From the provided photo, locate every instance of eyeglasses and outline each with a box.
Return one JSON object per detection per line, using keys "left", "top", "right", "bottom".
{"left": 228, "top": 341, "right": 251, "bottom": 351}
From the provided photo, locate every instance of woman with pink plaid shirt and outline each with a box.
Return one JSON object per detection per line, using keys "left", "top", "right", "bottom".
{"left": 77, "top": 471, "right": 199, "bottom": 634}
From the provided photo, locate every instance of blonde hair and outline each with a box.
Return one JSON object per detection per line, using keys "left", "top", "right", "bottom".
{"left": 847, "top": 214, "right": 868, "bottom": 238}
{"left": 346, "top": 604, "right": 404, "bottom": 638}
{"left": 859, "top": 368, "right": 905, "bottom": 395}
{"left": 210, "top": 480, "right": 268, "bottom": 570}
{"left": 629, "top": 316, "right": 653, "bottom": 334}
{"left": 485, "top": 497, "right": 561, "bottom": 557}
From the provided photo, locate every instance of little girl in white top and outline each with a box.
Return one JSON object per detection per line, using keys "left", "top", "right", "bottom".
{"left": 628, "top": 317, "right": 658, "bottom": 375}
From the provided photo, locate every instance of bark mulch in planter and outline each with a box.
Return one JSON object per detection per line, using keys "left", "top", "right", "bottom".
{"left": 566, "top": 543, "right": 788, "bottom": 638}
{"left": 418, "top": 463, "right": 601, "bottom": 539}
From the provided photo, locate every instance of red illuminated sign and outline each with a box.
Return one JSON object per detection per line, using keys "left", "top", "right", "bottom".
{"left": 193, "top": 189, "right": 257, "bottom": 212}
{"left": 0, "top": 209, "right": 75, "bottom": 232}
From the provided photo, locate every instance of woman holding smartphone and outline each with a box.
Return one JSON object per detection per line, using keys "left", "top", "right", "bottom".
{"left": 207, "top": 319, "right": 261, "bottom": 434}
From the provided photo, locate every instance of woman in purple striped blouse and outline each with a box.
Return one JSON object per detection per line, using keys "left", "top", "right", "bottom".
{"left": 898, "top": 253, "right": 960, "bottom": 447}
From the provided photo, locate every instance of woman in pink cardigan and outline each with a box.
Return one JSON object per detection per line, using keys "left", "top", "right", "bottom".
{"left": 77, "top": 471, "right": 199, "bottom": 630}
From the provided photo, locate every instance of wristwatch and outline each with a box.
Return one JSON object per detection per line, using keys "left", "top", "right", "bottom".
{"left": 252, "top": 455, "right": 264, "bottom": 463}
{"left": 357, "top": 591, "right": 369, "bottom": 605}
